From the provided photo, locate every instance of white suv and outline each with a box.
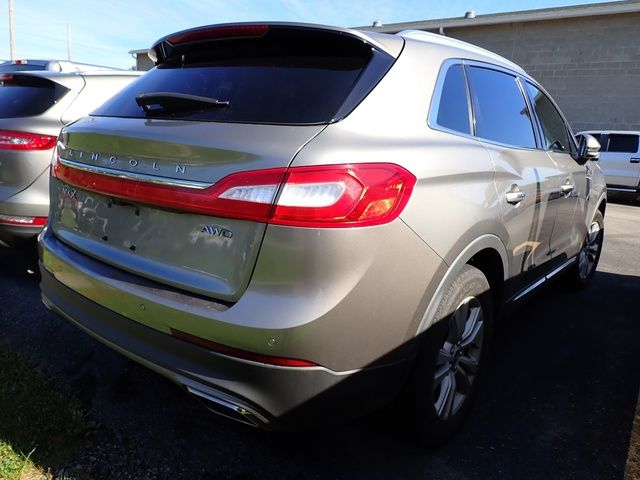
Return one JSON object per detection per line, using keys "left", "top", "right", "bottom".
{"left": 578, "top": 131, "right": 640, "bottom": 198}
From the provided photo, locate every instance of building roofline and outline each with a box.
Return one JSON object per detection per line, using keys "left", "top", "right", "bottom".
{"left": 357, "top": 0, "right": 640, "bottom": 33}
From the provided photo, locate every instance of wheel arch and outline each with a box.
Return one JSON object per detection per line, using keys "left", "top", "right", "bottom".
{"left": 415, "top": 234, "right": 508, "bottom": 336}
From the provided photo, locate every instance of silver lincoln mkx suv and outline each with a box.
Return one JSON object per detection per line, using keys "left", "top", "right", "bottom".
{"left": 38, "top": 23, "right": 606, "bottom": 445}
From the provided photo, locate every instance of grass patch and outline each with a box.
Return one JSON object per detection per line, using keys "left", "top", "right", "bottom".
{"left": 0, "top": 342, "right": 92, "bottom": 479}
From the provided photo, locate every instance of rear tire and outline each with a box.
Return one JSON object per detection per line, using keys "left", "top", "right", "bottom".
{"left": 409, "top": 265, "right": 492, "bottom": 447}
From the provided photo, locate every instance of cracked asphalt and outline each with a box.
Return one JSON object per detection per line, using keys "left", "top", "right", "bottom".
{"left": 0, "top": 200, "right": 638, "bottom": 479}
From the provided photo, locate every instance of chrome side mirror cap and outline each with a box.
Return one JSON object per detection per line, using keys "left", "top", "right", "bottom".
{"left": 576, "top": 133, "right": 601, "bottom": 163}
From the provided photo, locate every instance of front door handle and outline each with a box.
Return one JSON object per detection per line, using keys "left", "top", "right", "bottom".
{"left": 561, "top": 184, "right": 574, "bottom": 195}
{"left": 631, "top": 158, "right": 639, "bottom": 164}
{"left": 506, "top": 191, "right": 526, "bottom": 205}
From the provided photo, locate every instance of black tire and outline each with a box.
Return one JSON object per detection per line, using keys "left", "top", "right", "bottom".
{"left": 409, "top": 265, "right": 493, "bottom": 447}
{"left": 568, "top": 210, "right": 604, "bottom": 289}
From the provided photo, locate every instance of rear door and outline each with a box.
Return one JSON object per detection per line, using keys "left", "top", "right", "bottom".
{"left": 49, "top": 25, "right": 397, "bottom": 302}
{"left": 465, "top": 64, "right": 557, "bottom": 288}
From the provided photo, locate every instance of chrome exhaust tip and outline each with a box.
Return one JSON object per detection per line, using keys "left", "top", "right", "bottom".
{"left": 186, "top": 386, "right": 266, "bottom": 427}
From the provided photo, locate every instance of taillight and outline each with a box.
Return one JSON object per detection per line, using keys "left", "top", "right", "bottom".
{"left": 0, "top": 214, "right": 47, "bottom": 226}
{"left": 0, "top": 130, "right": 57, "bottom": 151}
{"left": 53, "top": 158, "right": 415, "bottom": 228}
{"left": 270, "top": 164, "right": 416, "bottom": 227}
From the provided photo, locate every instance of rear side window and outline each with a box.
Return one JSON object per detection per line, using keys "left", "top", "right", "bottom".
{"left": 433, "top": 64, "right": 471, "bottom": 135}
{"left": 524, "top": 82, "right": 574, "bottom": 154}
{"left": 607, "top": 134, "right": 639, "bottom": 153}
{"left": 0, "top": 75, "right": 68, "bottom": 118}
{"left": 94, "top": 28, "right": 393, "bottom": 125}
{"left": 466, "top": 66, "right": 536, "bottom": 148}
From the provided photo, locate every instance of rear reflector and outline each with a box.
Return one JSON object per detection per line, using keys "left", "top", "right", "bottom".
{"left": 0, "top": 130, "right": 57, "bottom": 151}
{"left": 0, "top": 214, "right": 47, "bottom": 226}
{"left": 170, "top": 328, "right": 318, "bottom": 367}
{"left": 54, "top": 155, "right": 416, "bottom": 228}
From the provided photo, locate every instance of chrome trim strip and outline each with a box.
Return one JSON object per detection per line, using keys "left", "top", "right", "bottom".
{"left": 607, "top": 187, "right": 637, "bottom": 193}
{"left": 510, "top": 256, "right": 577, "bottom": 303}
{"left": 58, "top": 157, "right": 213, "bottom": 190}
{"left": 511, "top": 277, "right": 546, "bottom": 302}
{"left": 545, "top": 257, "right": 576, "bottom": 280}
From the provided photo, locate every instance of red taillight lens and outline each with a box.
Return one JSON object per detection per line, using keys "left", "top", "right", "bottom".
{"left": 53, "top": 161, "right": 288, "bottom": 222}
{"left": 54, "top": 155, "right": 415, "bottom": 228}
{"left": 170, "top": 328, "right": 318, "bottom": 367}
{"left": 0, "top": 214, "right": 47, "bottom": 226}
{"left": 271, "top": 164, "right": 416, "bottom": 228}
{"left": 167, "top": 25, "right": 269, "bottom": 45}
{"left": 0, "top": 130, "right": 57, "bottom": 151}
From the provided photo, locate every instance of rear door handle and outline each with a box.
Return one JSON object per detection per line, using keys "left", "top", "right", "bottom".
{"left": 505, "top": 191, "right": 526, "bottom": 205}
{"left": 631, "top": 158, "right": 639, "bottom": 164}
{"left": 561, "top": 184, "right": 574, "bottom": 195}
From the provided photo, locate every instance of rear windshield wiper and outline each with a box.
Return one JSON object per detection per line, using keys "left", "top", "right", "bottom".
{"left": 135, "top": 92, "right": 230, "bottom": 113}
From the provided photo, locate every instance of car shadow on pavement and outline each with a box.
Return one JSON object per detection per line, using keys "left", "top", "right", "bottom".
{"left": 0, "top": 243, "right": 639, "bottom": 479}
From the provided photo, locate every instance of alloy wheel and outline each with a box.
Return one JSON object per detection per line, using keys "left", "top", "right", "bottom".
{"left": 432, "top": 296, "right": 484, "bottom": 420}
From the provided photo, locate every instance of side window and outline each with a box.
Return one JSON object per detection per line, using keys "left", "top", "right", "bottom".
{"left": 466, "top": 66, "right": 536, "bottom": 148}
{"left": 607, "top": 134, "right": 639, "bottom": 153}
{"left": 433, "top": 64, "right": 471, "bottom": 135}
{"left": 524, "top": 82, "right": 575, "bottom": 154}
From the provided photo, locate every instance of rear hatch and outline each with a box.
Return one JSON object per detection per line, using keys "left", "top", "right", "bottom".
{"left": 0, "top": 73, "right": 78, "bottom": 201}
{"left": 50, "top": 23, "right": 397, "bottom": 302}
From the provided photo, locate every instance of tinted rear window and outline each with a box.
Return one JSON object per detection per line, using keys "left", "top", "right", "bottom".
{"left": 94, "top": 28, "right": 388, "bottom": 125}
{"left": 607, "top": 134, "right": 639, "bottom": 153}
{"left": 0, "top": 75, "right": 68, "bottom": 118}
{"left": 434, "top": 64, "right": 471, "bottom": 135}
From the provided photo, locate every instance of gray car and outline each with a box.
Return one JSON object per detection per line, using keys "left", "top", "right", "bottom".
{"left": 0, "top": 70, "right": 140, "bottom": 246}
{"left": 38, "top": 23, "right": 607, "bottom": 445}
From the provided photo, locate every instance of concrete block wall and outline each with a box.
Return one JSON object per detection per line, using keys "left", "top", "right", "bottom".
{"left": 436, "top": 13, "right": 640, "bottom": 132}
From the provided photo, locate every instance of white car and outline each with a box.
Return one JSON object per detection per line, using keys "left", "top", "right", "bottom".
{"left": 577, "top": 130, "right": 640, "bottom": 199}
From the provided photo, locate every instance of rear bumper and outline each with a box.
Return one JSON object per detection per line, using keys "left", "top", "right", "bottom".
{"left": 0, "top": 168, "right": 49, "bottom": 246}
{"left": 0, "top": 223, "right": 44, "bottom": 247}
{"left": 39, "top": 231, "right": 413, "bottom": 429}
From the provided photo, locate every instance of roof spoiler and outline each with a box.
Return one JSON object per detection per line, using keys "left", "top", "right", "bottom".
{"left": 148, "top": 22, "right": 399, "bottom": 65}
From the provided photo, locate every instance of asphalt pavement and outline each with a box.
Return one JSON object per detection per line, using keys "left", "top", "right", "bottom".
{"left": 0, "top": 201, "right": 638, "bottom": 479}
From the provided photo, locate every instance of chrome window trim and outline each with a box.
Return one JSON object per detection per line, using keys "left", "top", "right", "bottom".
{"left": 58, "top": 157, "right": 213, "bottom": 190}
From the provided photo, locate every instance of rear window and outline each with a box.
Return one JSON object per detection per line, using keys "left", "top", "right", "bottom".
{"left": 606, "top": 134, "right": 639, "bottom": 153}
{"left": 93, "top": 28, "right": 392, "bottom": 125}
{"left": 433, "top": 64, "right": 471, "bottom": 135}
{"left": 0, "top": 75, "right": 68, "bottom": 118}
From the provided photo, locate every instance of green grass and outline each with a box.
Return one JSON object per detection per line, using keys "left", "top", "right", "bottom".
{"left": 0, "top": 342, "right": 93, "bottom": 480}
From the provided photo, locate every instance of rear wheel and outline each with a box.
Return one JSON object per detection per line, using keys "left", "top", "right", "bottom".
{"left": 410, "top": 265, "right": 492, "bottom": 447}
{"left": 569, "top": 210, "right": 604, "bottom": 288}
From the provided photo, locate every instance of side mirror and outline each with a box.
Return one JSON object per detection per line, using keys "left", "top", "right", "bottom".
{"left": 575, "top": 134, "right": 600, "bottom": 164}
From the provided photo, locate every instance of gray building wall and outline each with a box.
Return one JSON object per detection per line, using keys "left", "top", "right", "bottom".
{"left": 422, "top": 13, "right": 640, "bottom": 132}
{"left": 133, "top": 52, "right": 154, "bottom": 72}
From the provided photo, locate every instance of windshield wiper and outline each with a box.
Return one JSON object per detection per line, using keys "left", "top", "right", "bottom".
{"left": 135, "top": 92, "right": 230, "bottom": 113}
